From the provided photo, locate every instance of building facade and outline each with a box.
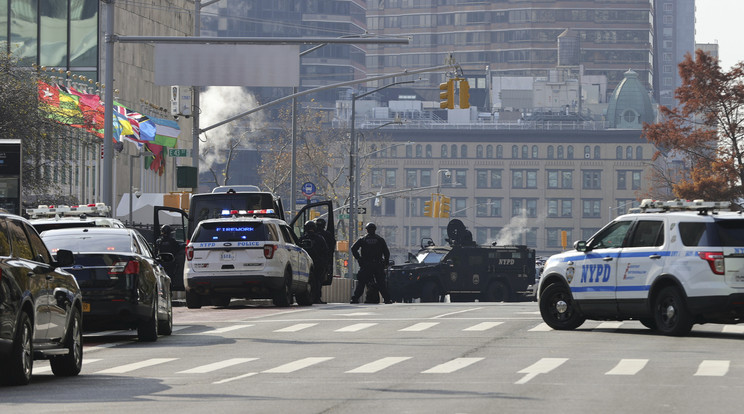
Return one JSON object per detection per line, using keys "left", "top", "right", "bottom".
{"left": 653, "top": 0, "right": 696, "bottom": 109}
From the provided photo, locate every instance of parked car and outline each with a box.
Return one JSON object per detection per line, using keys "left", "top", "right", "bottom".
{"left": 0, "top": 213, "right": 81, "bottom": 386}
{"left": 41, "top": 227, "right": 173, "bottom": 342}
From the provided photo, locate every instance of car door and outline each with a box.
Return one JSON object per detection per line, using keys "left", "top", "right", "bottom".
{"left": 154, "top": 206, "right": 188, "bottom": 290}
{"left": 280, "top": 223, "right": 311, "bottom": 284}
{"left": 288, "top": 201, "right": 335, "bottom": 241}
{"left": 615, "top": 219, "right": 666, "bottom": 316}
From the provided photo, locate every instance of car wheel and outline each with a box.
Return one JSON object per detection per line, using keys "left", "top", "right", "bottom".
{"left": 539, "top": 283, "right": 585, "bottom": 330}
{"left": 272, "top": 269, "right": 293, "bottom": 307}
{"left": 420, "top": 281, "right": 441, "bottom": 303}
{"left": 653, "top": 286, "right": 693, "bottom": 336}
{"left": 3, "top": 311, "right": 33, "bottom": 385}
{"left": 138, "top": 302, "right": 159, "bottom": 342}
{"left": 639, "top": 318, "right": 657, "bottom": 330}
{"left": 295, "top": 281, "right": 313, "bottom": 306}
{"left": 482, "top": 281, "right": 510, "bottom": 302}
{"left": 185, "top": 290, "right": 202, "bottom": 309}
{"left": 210, "top": 295, "right": 231, "bottom": 307}
{"left": 50, "top": 307, "right": 83, "bottom": 377}
{"left": 158, "top": 294, "right": 173, "bottom": 336}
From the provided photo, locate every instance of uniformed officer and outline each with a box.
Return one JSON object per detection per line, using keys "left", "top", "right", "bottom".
{"left": 314, "top": 218, "right": 336, "bottom": 286}
{"left": 299, "top": 220, "right": 329, "bottom": 304}
{"left": 155, "top": 224, "right": 182, "bottom": 288}
{"left": 350, "top": 222, "right": 393, "bottom": 304}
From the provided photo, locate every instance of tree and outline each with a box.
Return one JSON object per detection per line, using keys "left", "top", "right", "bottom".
{"left": 643, "top": 50, "right": 744, "bottom": 201}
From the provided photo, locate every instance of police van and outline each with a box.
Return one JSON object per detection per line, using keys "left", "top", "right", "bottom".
{"left": 387, "top": 219, "right": 536, "bottom": 302}
{"left": 537, "top": 199, "right": 744, "bottom": 336}
{"left": 27, "top": 203, "right": 125, "bottom": 232}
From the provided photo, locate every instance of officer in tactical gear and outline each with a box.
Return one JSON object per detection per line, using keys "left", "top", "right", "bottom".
{"left": 314, "top": 218, "right": 336, "bottom": 286}
{"left": 350, "top": 222, "right": 393, "bottom": 304}
{"left": 299, "top": 220, "right": 329, "bottom": 304}
{"left": 155, "top": 224, "right": 182, "bottom": 288}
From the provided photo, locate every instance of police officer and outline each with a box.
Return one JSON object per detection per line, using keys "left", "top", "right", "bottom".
{"left": 314, "top": 218, "right": 336, "bottom": 286}
{"left": 299, "top": 220, "right": 329, "bottom": 304}
{"left": 155, "top": 225, "right": 181, "bottom": 286}
{"left": 350, "top": 222, "right": 393, "bottom": 304}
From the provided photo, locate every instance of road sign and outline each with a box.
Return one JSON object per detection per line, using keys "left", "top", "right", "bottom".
{"left": 339, "top": 214, "right": 349, "bottom": 219}
{"left": 345, "top": 207, "right": 367, "bottom": 214}
{"left": 301, "top": 182, "right": 316, "bottom": 198}
{"left": 168, "top": 148, "right": 190, "bottom": 157}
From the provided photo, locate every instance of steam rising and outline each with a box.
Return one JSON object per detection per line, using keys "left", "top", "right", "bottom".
{"left": 492, "top": 210, "right": 545, "bottom": 246}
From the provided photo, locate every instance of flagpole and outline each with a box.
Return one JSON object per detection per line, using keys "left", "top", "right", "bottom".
{"left": 102, "top": 0, "right": 115, "bottom": 209}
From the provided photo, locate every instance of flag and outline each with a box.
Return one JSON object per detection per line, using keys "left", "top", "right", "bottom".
{"left": 150, "top": 117, "right": 180, "bottom": 147}
{"left": 66, "top": 86, "right": 105, "bottom": 137}
{"left": 112, "top": 104, "right": 134, "bottom": 142}
{"left": 146, "top": 143, "right": 166, "bottom": 176}
{"left": 37, "top": 81, "right": 84, "bottom": 125}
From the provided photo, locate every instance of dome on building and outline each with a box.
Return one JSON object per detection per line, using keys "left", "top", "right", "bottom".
{"left": 606, "top": 69, "right": 656, "bottom": 128}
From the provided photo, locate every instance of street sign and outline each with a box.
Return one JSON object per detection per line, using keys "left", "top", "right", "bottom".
{"left": 168, "top": 148, "right": 190, "bottom": 157}
{"left": 301, "top": 182, "right": 316, "bottom": 198}
{"left": 345, "top": 207, "right": 367, "bottom": 214}
{"left": 339, "top": 214, "right": 349, "bottom": 219}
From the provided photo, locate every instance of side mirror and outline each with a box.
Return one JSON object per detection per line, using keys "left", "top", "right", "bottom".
{"left": 574, "top": 240, "right": 588, "bottom": 252}
{"left": 157, "top": 252, "right": 175, "bottom": 263}
{"left": 55, "top": 249, "right": 75, "bottom": 267}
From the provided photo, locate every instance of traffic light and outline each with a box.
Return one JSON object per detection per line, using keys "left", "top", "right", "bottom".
{"left": 439, "top": 196, "right": 451, "bottom": 218}
{"left": 423, "top": 199, "right": 433, "bottom": 217}
{"left": 439, "top": 80, "right": 454, "bottom": 109}
{"left": 459, "top": 79, "right": 470, "bottom": 109}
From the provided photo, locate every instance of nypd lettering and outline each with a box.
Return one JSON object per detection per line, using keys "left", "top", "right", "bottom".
{"left": 580, "top": 264, "right": 611, "bottom": 283}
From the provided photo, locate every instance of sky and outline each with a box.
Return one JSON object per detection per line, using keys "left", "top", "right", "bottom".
{"left": 695, "top": 0, "right": 743, "bottom": 70}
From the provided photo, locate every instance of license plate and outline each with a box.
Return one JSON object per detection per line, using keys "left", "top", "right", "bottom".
{"left": 82, "top": 302, "right": 91, "bottom": 312}
{"left": 220, "top": 252, "right": 235, "bottom": 261}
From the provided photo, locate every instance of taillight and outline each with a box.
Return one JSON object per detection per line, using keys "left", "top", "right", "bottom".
{"left": 110, "top": 260, "right": 140, "bottom": 274}
{"left": 698, "top": 251, "right": 724, "bottom": 275}
{"left": 186, "top": 244, "right": 194, "bottom": 261}
{"left": 263, "top": 244, "right": 277, "bottom": 259}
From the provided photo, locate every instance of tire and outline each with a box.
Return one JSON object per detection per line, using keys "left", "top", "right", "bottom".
{"left": 185, "top": 290, "right": 202, "bottom": 309}
{"left": 482, "top": 280, "right": 510, "bottom": 302}
{"left": 420, "top": 281, "right": 441, "bottom": 303}
{"left": 4, "top": 311, "right": 33, "bottom": 385}
{"left": 639, "top": 318, "right": 657, "bottom": 330}
{"left": 51, "top": 307, "right": 83, "bottom": 377}
{"left": 295, "top": 282, "right": 313, "bottom": 306}
{"left": 272, "top": 269, "right": 293, "bottom": 307}
{"left": 210, "top": 295, "right": 231, "bottom": 307}
{"left": 158, "top": 293, "right": 173, "bottom": 336}
{"left": 138, "top": 302, "right": 159, "bottom": 342}
{"left": 539, "top": 283, "right": 585, "bottom": 330}
{"left": 653, "top": 286, "right": 693, "bottom": 336}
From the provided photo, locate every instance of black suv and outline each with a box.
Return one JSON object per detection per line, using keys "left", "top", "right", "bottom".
{"left": 388, "top": 220, "right": 536, "bottom": 302}
{"left": 0, "top": 213, "right": 80, "bottom": 385}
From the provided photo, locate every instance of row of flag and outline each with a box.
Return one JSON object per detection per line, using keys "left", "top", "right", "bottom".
{"left": 37, "top": 80, "right": 181, "bottom": 148}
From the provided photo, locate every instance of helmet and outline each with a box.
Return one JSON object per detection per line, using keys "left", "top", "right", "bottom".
{"left": 304, "top": 220, "right": 317, "bottom": 232}
{"left": 161, "top": 225, "right": 172, "bottom": 235}
{"left": 315, "top": 218, "right": 326, "bottom": 230}
{"left": 365, "top": 222, "right": 376, "bottom": 232}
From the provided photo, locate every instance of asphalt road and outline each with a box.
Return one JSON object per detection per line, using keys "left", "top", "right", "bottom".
{"left": 3, "top": 300, "right": 744, "bottom": 414}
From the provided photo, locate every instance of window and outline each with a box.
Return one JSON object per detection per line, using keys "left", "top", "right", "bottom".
{"left": 406, "top": 169, "right": 418, "bottom": 187}
{"left": 522, "top": 145, "right": 528, "bottom": 159}
{"left": 547, "top": 199, "right": 572, "bottom": 218}
{"left": 512, "top": 198, "right": 537, "bottom": 217}
{"left": 406, "top": 226, "right": 432, "bottom": 247}
{"left": 496, "top": 145, "right": 503, "bottom": 158}
{"left": 475, "top": 227, "right": 501, "bottom": 245}
{"left": 421, "top": 170, "right": 432, "bottom": 186}
{"left": 425, "top": 145, "right": 432, "bottom": 158}
{"left": 587, "top": 220, "right": 631, "bottom": 250}
{"left": 616, "top": 146, "right": 623, "bottom": 159}
{"left": 628, "top": 220, "right": 663, "bottom": 247}
{"left": 460, "top": 144, "right": 467, "bottom": 158}
{"left": 512, "top": 169, "right": 537, "bottom": 189}
{"left": 636, "top": 146, "right": 643, "bottom": 159}
{"left": 475, "top": 198, "right": 502, "bottom": 217}
{"left": 582, "top": 199, "right": 602, "bottom": 218}
{"left": 8, "top": 219, "right": 36, "bottom": 260}
{"left": 406, "top": 145, "right": 413, "bottom": 158}
{"left": 594, "top": 146, "right": 600, "bottom": 159}
{"left": 626, "top": 146, "right": 633, "bottom": 159}
{"left": 385, "top": 169, "right": 396, "bottom": 187}
{"left": 584, "top": 145, "right": 591, "bottom": 159}
{"left": 567, "top": 146, "right": 574, "bottom": 159}
{"left": 512, "top": 145, "right": 519, "bottom": 158}
{"left": 547, "top": 146, "right": 554, "bottom": 159}
{"left": 476, "top": 169, "right": 502, "bottom": 188}
{"left": 371, "top": 169, "right": 382, "bottom": 187}
{"left": 415, "top": 144, "right": 422, "bottom": 158}
{"left": 616, "top": 199, "right": 639, "bottom": 215}
{"left": 582, "top": 170, "right": 601, "bottom": 189}
{"left": 476, "top": 145, "right": 483, "bottom": 158}
{"left": 531, "top": 145, "right": 538, "bottom": 158}
{"left": 441, "top": 144, "right": 448, "bottom": 158}
{"left": 546, "top": 228, "right": 573, "bottom": 248}
{"left": 451, "top": 144, "right": 458, "bottom": 158}
{"left": 453, "top": 198, "right": 467, "bottom": 217}
{"left": 631, "top": 171, "right": 641, "bottom": 190}
{"left": 454, "top": 169, "right": 467, "bottom": 188}
{"left": 547, "top": 170, "right": 572, "bottom": 189}
{"left": 617, "top": 171, "right": 627, "bottom": 190}
{"left": 486, "top": 145, "right": 494, "bottom": 158}
{"left": 557, "top": 145, "right": 564, "bottom": 159}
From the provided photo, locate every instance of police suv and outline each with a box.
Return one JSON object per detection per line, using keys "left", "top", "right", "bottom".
{"left": 537, "top": 199, "right": 744, "bottom": 336}
{"left": 183, "top": 209, "right": 314, "bottom": 308}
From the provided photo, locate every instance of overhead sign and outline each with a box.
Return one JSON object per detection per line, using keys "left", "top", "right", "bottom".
{"left": 168, "top": 148, "right": 190, "bottom": 157}
{"left": 345, "top": 207, "right": 367, "bottom": 214}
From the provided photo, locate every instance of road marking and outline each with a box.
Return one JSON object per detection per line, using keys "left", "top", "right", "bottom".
{"left": 34, "top": 358, "right": 102, "bottom": 374}
{"left": 85, "top": 330, "right": 131, "bottom": 337}
{"left": 463, "top": 322, "right": 503, "bottom": 331}
{"left": 177, "top": 358, "right": 258, "bottom": 374}
{"left": 203, "top": 325, "right": 254, "bottom": 334}
{"left": 722, "top": 325, "right": 744, "bottom": 334}
{"left": 346, "top": 357, "right": 412, "bottom": 373}
{"left": 528, "top": 323, "right": 552, "bottom": 332}
{"left": 335, "top": 323, "right": 378, "bottom": 332}
{"left": 515, "top": 358, "right": 567, "bottom": 384}
{"left": 274, "top": 323, "right": 318, "bottom": 332}
{"left": 337, "top": 312, "right": 378, "bottom": 316}
{"left": 262, "top": 357, "right": 334, "bottom": 373}
{"left": 213, "top": 372, "right": 258, "bottom": 384}
{"left": 399, "top": 322, "right": 439, "bottom": 332}
{"left": 432, "top": 307, "right": 483, "bottom": 319}
{"left": 595, "top": 322, "right": 624, "bottom": 330}
{"left": 96, "top": 358, "right": 178, "bottom": 374}
{"left": 85, "top": 343, "right": 127, "bottom": 353}
{"left": 694, "top": 360, "right": 730, "bottom": 376}
{"left": 172, "top": 325, "right": 193, "bottom": 332}
{"left": 605, "top": 359, "right": 648, "bottom": 375}
{"left": 421, "top": 357, "right": 484, "bottom": 374}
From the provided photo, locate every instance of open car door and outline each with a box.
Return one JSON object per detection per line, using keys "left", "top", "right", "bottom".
{"left": 153, "top": 206, "right": 189, "bottom": 290}
{"left": 288, "top": 200, "right": 335, "bottom": 241}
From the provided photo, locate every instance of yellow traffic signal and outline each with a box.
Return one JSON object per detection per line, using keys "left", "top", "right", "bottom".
{"left": 439, "top": 80, "right": 454, "bottom": 109}
{"left": 439, "top": 196, "right": 451, "bottom": 218}
{"left": 459, "top": 80, "right": 470, "bottom": 109}
{"left": 423, "top": 199, "right": 433, "bottom": 217}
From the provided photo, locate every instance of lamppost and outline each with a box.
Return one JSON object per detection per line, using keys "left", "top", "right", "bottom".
{"left": 348, "top": 80, "right": 414, "bottom": 280}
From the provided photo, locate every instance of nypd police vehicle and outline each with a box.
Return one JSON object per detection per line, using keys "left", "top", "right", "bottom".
{"left": 183, "top": 209, "right": 315, "bottom": 308}
{"left": 537, "top": 199, "right": 744, "bottom": 336}
{"left": 27, "top": 203, "right": 125, "bottom": 232}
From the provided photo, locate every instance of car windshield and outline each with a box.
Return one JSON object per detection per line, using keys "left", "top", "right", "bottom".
{"left": 192, "top": 222, "right": 269, "bottom": 242}
{"left": 42, "top": 233, "right": 133, "bottom": 253}
{"left": 416, "top": 250, "right": 447, "bottom": 264}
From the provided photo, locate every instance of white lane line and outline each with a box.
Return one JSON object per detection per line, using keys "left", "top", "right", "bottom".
{"left": 432, "top": 308, "right": 484, "bottom": 319}
{"left": 399, "top": 322, "right": 439, "bottom": 332}
{"left": 85, "top": 343, "right": 127, "bottom": 353}
{"left": 335, "top": 323, "right": 378, "bottom": 332}
{"left": 421, "top": 357, "right": 484, "bottom": 374}
{"left": 262, "top": 357, "right": 334, "bottom": 373}
{"left": 346, "top": 357, "right": 412, "bottom": 374}
{"left": 515, "top": 358, "right": 568, "bottom": 384}
{"left": 528, "top": 323, "right": 552, "bottom": 332}
{"left": 96, "top": 358, "right": 178, "bottom": 374}
{"left": 274, "top": 323, "right": 318, "bottom": 332}
{"left": 694, "top": 360, "right": 730, "bottom": 376}
{"left": 213, "top": 372, "right": 258, "bottom": 384}
{"left": 85, "top": 330, "right": 131, "bottom": 337}
{"left": 202, "top": 325, "right": 254, "bottom": 334}
{"left": 605, "top": 359, "right": 648, "bottom": 375}
{"left": 463, "top": 322, "right": 504, "bottom": 331}
{"left": 34, "top": 358, "right": 102, "bottom": 374}
{"left": 171, "top": 325, "right": 192, "bottom": 332}
{"left": 595, "top": 322, "right": 623, "bottom": 330}
{"left": 722, "top": 325, "right": 744, "bottom": 334}
{"left": 177, "top": 358, "right": 258, "bottom": 374}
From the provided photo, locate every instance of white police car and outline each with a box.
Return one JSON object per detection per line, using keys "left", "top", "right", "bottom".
{"left": 537, "top": 199, "right": 744, "bottom": 336}
{"left": 27, "top": 203, "right": 125, "bottom": 232}
{"left": 183, "top": 209, "right": 314, "bottom": 308}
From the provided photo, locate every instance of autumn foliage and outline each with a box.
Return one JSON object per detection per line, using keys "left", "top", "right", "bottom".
{"left": 643, "top": 49, "right": 744, "bottom": 201}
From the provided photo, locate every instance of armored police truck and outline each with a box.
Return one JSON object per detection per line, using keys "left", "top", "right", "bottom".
{"left": 387, "top": 219, "right": 536, "bottom": 302}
